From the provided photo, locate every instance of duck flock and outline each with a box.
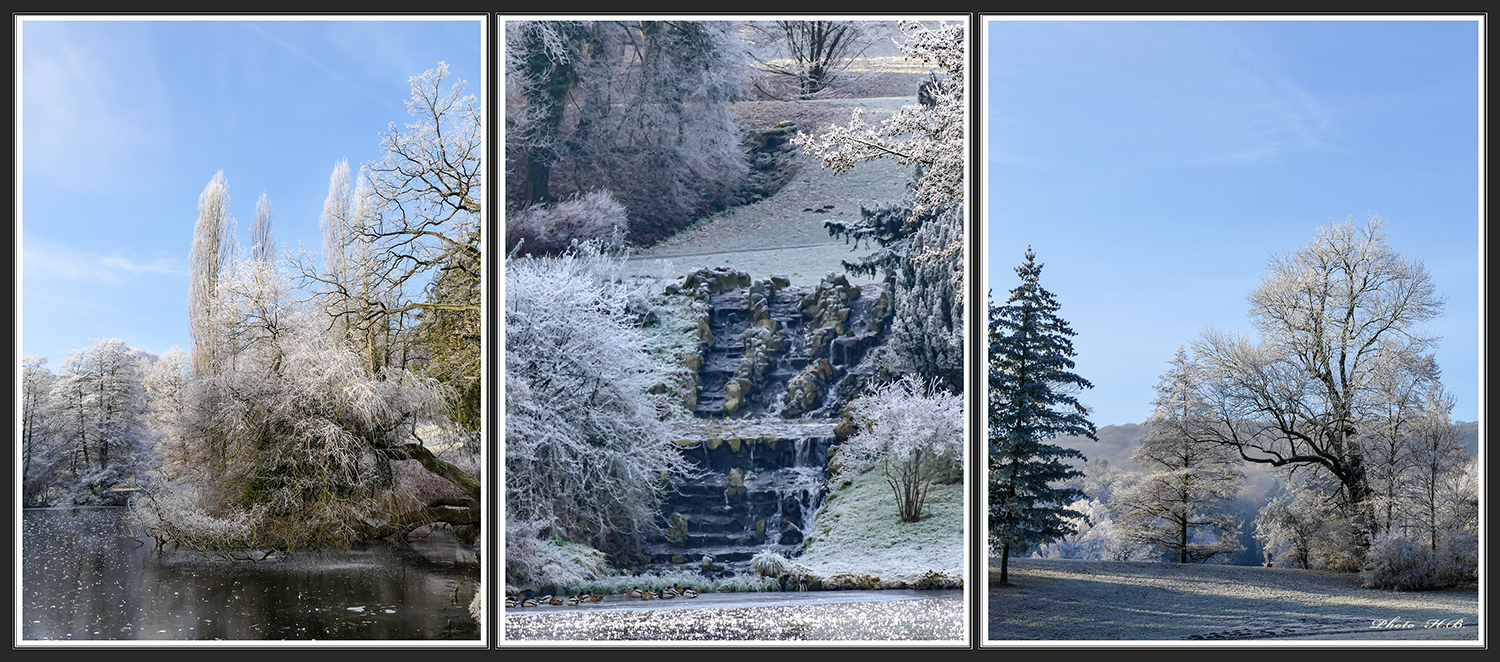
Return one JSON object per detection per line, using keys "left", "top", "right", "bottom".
{"left": 505, "top": 586, "right": 703, "bottom": 608}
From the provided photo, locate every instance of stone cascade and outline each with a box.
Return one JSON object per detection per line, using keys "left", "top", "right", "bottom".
{"left": 646, "top": 420, "right": 838, "bottom": 567}
{"left": 645, "top": 269, "right": 895, "bottom": 573}
{"left": 687, "top": 271, "right": 892, "bottom": 420}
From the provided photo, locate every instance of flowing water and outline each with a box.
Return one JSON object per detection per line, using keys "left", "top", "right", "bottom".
{"left": 647, "top": 272, "right": 892, "bottom": 571}
{"left": 20, "top": 508, "right": 480, "bottom": 641}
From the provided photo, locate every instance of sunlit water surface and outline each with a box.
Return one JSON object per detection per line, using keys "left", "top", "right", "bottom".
{"left": 504, "top": 589, "right": 965, "bottom": 641}
{"left": 21, "top": 508, "right": 479, "bottom": 641}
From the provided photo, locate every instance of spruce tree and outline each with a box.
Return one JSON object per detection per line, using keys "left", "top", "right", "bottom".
{"left": 989, "top": 247, "right": 1096, "bottom": 584}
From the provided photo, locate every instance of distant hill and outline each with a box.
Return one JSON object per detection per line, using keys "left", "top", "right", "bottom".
{"left": 1456, "top": 421, "right": 1479, "bottom": 459}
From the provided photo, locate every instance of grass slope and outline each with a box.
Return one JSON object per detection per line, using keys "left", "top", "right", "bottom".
{"left": 795, "top": 465, "right": 964, "bottom": 588}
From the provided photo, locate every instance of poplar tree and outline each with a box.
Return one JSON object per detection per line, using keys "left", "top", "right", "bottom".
{"left": 988, "top": 247, "right": 1096, "bottom": 584}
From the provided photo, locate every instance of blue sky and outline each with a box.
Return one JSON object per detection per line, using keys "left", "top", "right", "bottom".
{"left": 985, "top": 17, "right": 1482, "bottom": 425}
{"left": 17, "top": 16, "right": 484, "bottom": 369}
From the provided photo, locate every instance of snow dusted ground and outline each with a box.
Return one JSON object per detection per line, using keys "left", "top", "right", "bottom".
{"left": 987, "top": 557, "right": 1480, "bottom": 642}
{"left": 795, "top": 465, "right": 965, "bottom": 587}
{"left": 623, "top": 98, "right": 911, "bottom": 287}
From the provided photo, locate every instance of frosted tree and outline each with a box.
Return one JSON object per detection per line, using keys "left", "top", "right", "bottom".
{"left": 800, "top": 21, "right": 966, "bottom": 390}
{"left": 1191, "top": 217, "right": 1445, "bottom": 552}
{"left": 1363, "top": 352, "right": 1440, "bottom": 537}
{"left": 834, "top": 376, "right": 962, "bottom": 522}
{"left": 988, "top": 248, "right": 1096, "bottom": 584}
{"left": 140, "top": 255, "right": 476, "bottom": 552}
{"left": 249, "top": 192, "right": 275, "bottom": 264}
{"left": 506, "top": 20, "right": 749, "bottom": 243}
{"left": 794, "top": 21, "right": 965, "bottom": 222}
{"left": 45, "top": 339, "right": 153, "bottom": 505}
{"left": 188, "top": 170, "right": 235, "bottom": 377}
{"left": 827, "top": 176, "right": 964, "bottom": 392}
{"left": 292, "top": 64, "right": 482, "bottom": 430}
{"left": 1115, "top": 347, "right": 1244, "bottom": 563}
{"left": 21, "top": 355, "right": 59, "bottom": 506}
{"left": 142, "top": 347, "right": 190, "bottom": 478}
{"left": 1403, "top": 390, "right": 1467, "bottom": 550}
{"left": 505, "top": 251, "right": 695, "bottom": 570}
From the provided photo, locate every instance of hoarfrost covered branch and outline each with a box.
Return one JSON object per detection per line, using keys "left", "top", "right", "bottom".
{"left": 505, "top": 252, "right": 695, "bottom": 576}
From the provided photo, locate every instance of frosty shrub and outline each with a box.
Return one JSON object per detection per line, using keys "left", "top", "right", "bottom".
{"left": 1031, "top": 497, "right": 1150, "bottom": 562}
{"left": 1361, "top": 535, "right": 1437, "bottom": 590}
{"left": 573, "top": 569, "right": 779, "bottom": 595}
{"left": 504, "top": 518, "right": 612, "bottom": 591}
{"left": 751, "top": 549, "right": 789, "bottom": 577}
{"left": 506, "top": 190, "right": 628, "bottom": 257}
{"left": 1255, "top": 486, "right": 1365, "bottom": 571}
{"left": 505, "top": 251, "right": 695, "bottom": 566}
{"left": 1432, "top": 530, "right": 1478, "bottom": 587}
{"left": 835, "top": 375, "right": 962, "bottom": 523}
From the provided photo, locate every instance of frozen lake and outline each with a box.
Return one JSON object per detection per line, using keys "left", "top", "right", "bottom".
{"left": 20, "top": 507, "right": 480, "bottom": 641}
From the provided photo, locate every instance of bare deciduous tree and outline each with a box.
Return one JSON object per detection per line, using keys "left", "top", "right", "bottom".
{"left": 1190, "top": 216, "right": 1444, "bottom": 547}
{"left": 750, "top": 21, "right": 871, "bottom": 99}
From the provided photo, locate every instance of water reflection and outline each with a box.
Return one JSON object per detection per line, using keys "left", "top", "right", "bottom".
{"left": 21, "top": 508, "right": 479, "bottom": 641}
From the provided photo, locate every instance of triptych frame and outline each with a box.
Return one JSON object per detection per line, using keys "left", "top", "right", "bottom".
{"left": 12, "top": 12, "right": 1486, "bottom": 651}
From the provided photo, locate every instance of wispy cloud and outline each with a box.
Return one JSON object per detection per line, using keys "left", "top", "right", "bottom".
{"left": 22, "top": 236, "right": 185, "bottom": 287}
{"left": 241, "top": 22, "right": 406, "bottom": 117}
{"left": 20, "top": 21, "right": 167, "bottom": 186}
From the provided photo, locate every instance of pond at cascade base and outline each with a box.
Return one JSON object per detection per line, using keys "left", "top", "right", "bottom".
{"left": 503, "top": 589, "right": 965, "bottom": 641}
{"left": 20, "top": 507, "right": 480, "bottom": 641}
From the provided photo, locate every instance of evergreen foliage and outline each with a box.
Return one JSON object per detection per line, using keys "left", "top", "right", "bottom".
{"left": 988, "top": 248, "right": 1097, "bottom": 584}
{"left": 826, "top": 169, "right": 963, "bottom": 392}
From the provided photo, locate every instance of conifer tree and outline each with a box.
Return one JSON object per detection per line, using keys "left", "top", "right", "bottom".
{"left": 1115, "top": 347, "right": 1244, "bottom": 563}
{"left": 988, "top": 247, "right": 1096, "bottom": 584}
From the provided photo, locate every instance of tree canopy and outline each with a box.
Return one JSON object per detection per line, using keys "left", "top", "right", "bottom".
{"left": 1187, "top": 217, "right": 1445, "bottom": 552}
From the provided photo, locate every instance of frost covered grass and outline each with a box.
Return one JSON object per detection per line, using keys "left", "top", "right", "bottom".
{"left": 987, "top": 557, "right": 1479, "bottom": 641}
{"left": 505, "top": 536, "right": 612, "bottom": 592}
{"left": 572, "top": 570, "right": 780, "bottom": 596}
{"left": 795, "top": 464, "right": 964, "bottom": 589}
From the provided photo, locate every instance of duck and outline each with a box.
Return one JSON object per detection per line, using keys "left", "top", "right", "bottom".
{"left": 681, "top": 587, "right": 699, "bottom": 599}
{"left": 521, "top": 597, "right": 540, "bottom": 608}
{"left": 505, "top": 597, "right": 519, "bottom": 608}
{"left": 625, "top": 588, "right": 644, "bottom": 600}
{"left": 566, "top": 595, "right": 580, "bottom": 606}
{"left": 548, "top": 595, "right": 566, "bottom": 606}
{"left": 587, "top": 592, "right": 605, "bottom": 603}
{"left": 641, "top": 589, "right": 657, "bottom": 600}
{"left": 658, "top": 588, "right": 676, "bottom": 600}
